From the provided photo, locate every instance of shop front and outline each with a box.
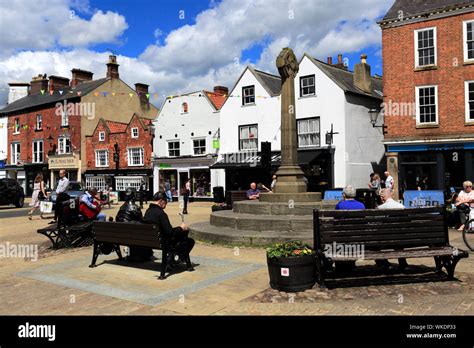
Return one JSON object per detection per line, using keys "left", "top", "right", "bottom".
{"left": 387, "top": 142, "right": 474, "bottom": 195}
{"left": 48, "top": 154, "right": 81, "bottom": 188}
{"left": 153, "top": 155, "right": 215, "bottom": 200}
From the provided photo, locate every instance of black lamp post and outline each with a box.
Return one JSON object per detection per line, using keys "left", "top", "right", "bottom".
{"left": 368, "top": 108, "right": 387, "bottom": 134}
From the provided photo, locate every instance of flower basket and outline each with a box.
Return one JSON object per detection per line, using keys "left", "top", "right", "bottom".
{"left": 266, "top": 241, "right": 316, "bottom": 292}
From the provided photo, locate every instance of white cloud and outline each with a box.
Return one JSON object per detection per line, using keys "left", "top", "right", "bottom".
{"left": 0, "top": 0, "right": 127, "bottom": 56}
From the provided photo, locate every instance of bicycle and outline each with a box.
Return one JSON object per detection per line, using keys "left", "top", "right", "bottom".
{"left": 462, "top": 211, "right": 474, "bottom": 251}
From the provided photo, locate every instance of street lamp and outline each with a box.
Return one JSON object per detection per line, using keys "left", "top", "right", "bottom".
{"left": 368, "top": 108, "right": 387, "bottom": 134}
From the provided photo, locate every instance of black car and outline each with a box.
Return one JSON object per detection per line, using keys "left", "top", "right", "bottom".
{"left": 0, "top": 178, "right": 25, "bottom": 208}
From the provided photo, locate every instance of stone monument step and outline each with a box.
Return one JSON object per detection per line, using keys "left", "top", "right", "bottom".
{"left": 189, "top": 221, "right": 313, "bottom": 247}
{"left": 233, "top": 200, "right": 338, "bottom": 215}
{"left": 210, "top": 210, "right": 313, "bottom": 231}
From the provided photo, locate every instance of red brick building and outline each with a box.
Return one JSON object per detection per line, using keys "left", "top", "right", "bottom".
{"left": 84, "top": 113, "right": 153, "bottom": 194}
{"left": 379, "top": 0, "right": 474, "bottom": 197}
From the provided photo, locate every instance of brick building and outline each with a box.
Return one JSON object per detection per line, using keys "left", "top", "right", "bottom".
{"left": 0, "top": 55, "right": 158, "bottom": 195}
{"left": 379, "top": 0, "right": 474, "bottom": 197}
{"left": 84, "top": 114, "right": 153, "bottom": 194}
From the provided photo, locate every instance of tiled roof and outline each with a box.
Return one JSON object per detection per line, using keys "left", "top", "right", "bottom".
{"left": 305, "top": 54, "right": 383, "bottom": 100}
{"left": 251, "top": 68, "right": 282, "bottom": 96}
{"left": 0, "top": 78, "right": 108, "bottom": 115}
{"left": 106, "top": 120, "right": 128, "bottom": 133}
{"left": 382, "top": 0, "right": 473, "bottom": 22}
{"left": 204, "top": 91, "right": 227, "bottom": 110}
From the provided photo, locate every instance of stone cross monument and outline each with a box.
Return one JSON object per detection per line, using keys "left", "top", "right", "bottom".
{"left": 273, "top": 47, "right": 307, "bottom": 193}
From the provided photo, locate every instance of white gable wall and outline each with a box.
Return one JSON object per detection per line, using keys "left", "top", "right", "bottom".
{"left": 296, "top": 57, "right": 348, "bottom": 187}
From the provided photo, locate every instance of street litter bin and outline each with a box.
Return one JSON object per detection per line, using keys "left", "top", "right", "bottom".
{"left": 356, "top": 188, "right": 377, "bottom": 209}
{"left": 213, "top": 186, "right": 225, "bottom": 203}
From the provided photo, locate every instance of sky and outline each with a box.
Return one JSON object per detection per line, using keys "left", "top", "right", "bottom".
{"left": 0, "top": 0, "right": 394, "bottom": 108}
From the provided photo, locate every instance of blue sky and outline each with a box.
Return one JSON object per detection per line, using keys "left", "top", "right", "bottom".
{"left": 0, "top": 0, "right": 393, "bottom": 105}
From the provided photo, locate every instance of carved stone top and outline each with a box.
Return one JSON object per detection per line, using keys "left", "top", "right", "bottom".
{"left": 276, "top": 47, "right": 299, "bottom": 80}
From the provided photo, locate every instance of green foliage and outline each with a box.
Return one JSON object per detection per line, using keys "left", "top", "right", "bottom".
{"left": 266, "top": 240, "right": 314, "bottom": 259}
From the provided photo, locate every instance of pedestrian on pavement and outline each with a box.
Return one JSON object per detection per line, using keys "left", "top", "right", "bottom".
{"left": 139, "top": 180, "right": 148, "bottom": 209}
{"left": 271, "top": 175, "right": 277, "bottom": 192}
{"left": 384, "top": 170, "right": 394, "bottom": 192}
{"left": 164, "top": 179, "right": 172, "bottom": 202}
{"left": 28, "top": 173, "right": 47, "bottom": 220}
{"left": 49, "top": 169, "right": 70, "bottom": 224}
{"left": 182, "top": 179, "right": 191, "bottom": 214}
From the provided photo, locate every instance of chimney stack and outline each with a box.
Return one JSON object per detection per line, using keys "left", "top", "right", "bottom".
{"left": 30, "top": 74, "right": 49, "bottom": 95}
{"left": 332, "top": 53, "right": 347, "bottom": 70}
{"left": 135, "top": 83, "right": 149, "bottom": 103}
{"left": 49, "top": 75, "right": 70, "bottom": 92}
{"left": 106, "top": 54, "right": 120, "bottom": 79}
{"left": 213, "top": 86, "right": 229, "bottom": 96}
{"left": 8, "top": 82, "right": 30, "bottom": 103}
{"left": 327, "top": 57, "right": 333, "bottom": 65}
{"left": 354, "top": 54, "right": 372, "bottom": 94}
{"left": 71, "top": 69, "right": 93, "bottom": 87}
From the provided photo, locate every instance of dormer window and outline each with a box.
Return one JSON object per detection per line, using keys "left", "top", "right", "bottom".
{"left": 131, "top": 127, "right": 139, "bottom": 138}
{"left": 181, "top": 102, "right": 189, "bottom": 113}
{"left": 99, "top": 131, "right": 105, "bottom": 141}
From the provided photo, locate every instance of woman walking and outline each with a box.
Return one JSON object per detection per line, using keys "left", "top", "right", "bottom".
{"left": 28, "top": 173, "right": 47, "bottom": 220}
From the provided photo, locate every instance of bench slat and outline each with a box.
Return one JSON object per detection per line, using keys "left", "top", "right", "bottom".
{"left": 320, "top": 230, "right": 445, "bottom": 244}
{"left": 319, "top": 225, "right": 444, "bottom": 236}
{"left": 95, "top": 229, "right": 159, "bottom": 242}
{"left": 325, "top": 246, "right": 456, "bottom": 261}
{"left": 319, "top": 219, "right": 443, "bottom": 232}
{"left": 95, "top": 235, "right": 161, "bottom": 248}
{"left": 319, "top": 207, "right": 442, "bottom": 218}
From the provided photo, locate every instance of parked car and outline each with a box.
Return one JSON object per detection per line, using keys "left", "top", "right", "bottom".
{"left": 47, "top": 181, "right": 85, "bottom": 208}
{"left": 0, "top": 178, "right": 25, "bottom": 207}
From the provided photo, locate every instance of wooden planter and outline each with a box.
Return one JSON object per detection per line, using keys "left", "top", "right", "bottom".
{"left": 267, "top": 253, "right": 316, "bottom": 292}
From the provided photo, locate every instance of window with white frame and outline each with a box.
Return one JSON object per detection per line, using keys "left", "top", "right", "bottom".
{"left": 297, "top": 118, "right": 320, "bottom": 147}
{"left": 61, "top": 110, "right": 69, "bottom": 127}
{"left": 415, "top": 27, "right": 436, "bottom": 67}
{"left": 193, "top": 139, "right": 206, "bottom": 155}
{"left": 464, "top": 20, "right": 474, "bottom": 62}
{"left": 300, "top": 75, "right": 315, "bottom": 97}
{"left": 58, "top": 137, "right": 71, "bottom": 154}
{"left": 99, "top": 131, "right": 105, "bottom": 141}
{"left": 36, "top": 115, "right": 42, "bottom": 130}
{"left": 239, "top": 124, "right": 258, "bottom": 150}
{"left": 127, "top": 147, "right": 144, "bottom": 166}
{"left": 416, "top": 86, "right": 438, "bottom": 125}
{"left": 242, "top": 86, "right": 255, "bottom": 105}
{"left": 131, "top": 127, "right": 139, "bottom": 138}
{"left": 86, "top": 176, "right": 107, "bottom": 192}
{"left": 168, "top": 141, "right": 180, "bottom": 157}
{"left": 13, "top": 118, "right": 20, "bottom": 134}
{"left": 115, "top": 176, "right": 145, "bottom": 191}
{"left": 11, "top": 142, "right": 20, "bottom": 164}
{"left": 95, "top": 149, "right": 109, "bottom": 167}
{"left": 466, "top": 81, "right": 474, "bottom": 122}
{"left": 32, "top": 139, "right": 43, "bottom": 163}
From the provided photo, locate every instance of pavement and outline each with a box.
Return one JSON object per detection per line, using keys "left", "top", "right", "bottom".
{"left": 0, "top": 199, "right": 473, "bottom": 315}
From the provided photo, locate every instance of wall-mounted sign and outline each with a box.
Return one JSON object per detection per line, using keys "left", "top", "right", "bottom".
{"left": 48, "top": 155, "right": 79, "bottom": 169}
{"left": 213, "top": 139, "right": 220, "bottom": 149}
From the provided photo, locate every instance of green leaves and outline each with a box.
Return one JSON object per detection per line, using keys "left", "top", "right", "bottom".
{"left": 266, "top": 240, "right": 314, "bottom": 259}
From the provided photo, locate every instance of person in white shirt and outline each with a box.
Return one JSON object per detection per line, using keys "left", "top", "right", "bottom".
{"left": 376, "top": 188, "right": 408, "bottom": 270}
{"left": 456, "top": 180, "right": 474, "bottom": 231}
{"left": 49, "top": 169, "right": 70, "bottom": 224}
{"left": 384, "top": 170, "right": 394, "bottom": 191}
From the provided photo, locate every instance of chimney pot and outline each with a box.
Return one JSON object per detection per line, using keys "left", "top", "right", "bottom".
{"left": 338, "top": 54, "right": 343, "bottom": 64}
{"left": 327, "top": 57, "right": 333, "bottom": 65}
{"left": 213, "top": 86, "right": 229, "bottom": 96}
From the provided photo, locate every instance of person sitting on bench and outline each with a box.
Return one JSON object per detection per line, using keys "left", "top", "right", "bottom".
{"left": 247, "top": 182, "right": 260, "bottom": 200}
{"left": 116, "top": 187, "right": 153, "bottom": 262}
{"left": 456, "top": 180, "right": 474, "bottom": 231}
{"left": 79, "top": 187, "right": 106, "bottom": 221}
{"left": 144, "top": 191, "right": 195, "bottom": 271}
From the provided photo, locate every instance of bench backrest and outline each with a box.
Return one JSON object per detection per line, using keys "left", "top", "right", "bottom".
{"left": 93, "top": 221, "right": 162, "bottom": 249}
{"left": 313, "top": 207, "right": 448, "bottom": 252}
{"left": 228, "top": 190, "right": 248, "bottom": 206}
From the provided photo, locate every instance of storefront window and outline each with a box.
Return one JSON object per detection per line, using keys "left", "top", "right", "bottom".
{"left": 190, "top": 169, "right": 211, "bottom": 197}
{"left": 160, "top": 170, "right": 178, "bottom": 196}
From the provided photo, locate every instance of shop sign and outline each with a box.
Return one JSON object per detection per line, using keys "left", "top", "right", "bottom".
{"left": 403, "top": 190, "right": 445, "bottom": 208}
{"left": 49, "top": 156, "right": 79, "bottom": 169}
{"left": 213, "top": 139, "right": 220, "bottom": 149}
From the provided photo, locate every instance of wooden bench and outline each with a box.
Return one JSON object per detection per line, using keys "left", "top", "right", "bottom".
{"left": 90, "top": 221, "right": 192, "bottom": 280}
{"left": 37, "top": 197, "right": 93, "bottom": 249}
{"left": 313, "top": 207, "right": 468, "bottom": 287}
{"left": 226, "top": 190, "right": 249, "bottom": 207}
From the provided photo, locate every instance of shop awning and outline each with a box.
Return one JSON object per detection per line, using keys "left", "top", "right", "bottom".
{"left": 211, "top": 149, "right": 325, "bottom": 169}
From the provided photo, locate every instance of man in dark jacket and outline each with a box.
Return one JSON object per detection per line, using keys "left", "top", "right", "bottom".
{"left": 144, "top": 191, "right": 195, "bottom": 271}
{"left": 115, "top": 188, "right": 153, "bottom": 262}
